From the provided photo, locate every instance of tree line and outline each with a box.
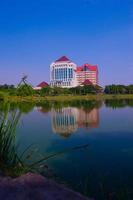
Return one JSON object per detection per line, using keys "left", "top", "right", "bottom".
{"left": 0, "top": 84, "right": 133, "bottom": 96}
{"left": 104, "top": 85, "right": 133, "bottom": 94}
{"left": 39, "top": 85, "right": 103, "bottom": 96}
{"left": 0, "top": 84, "right": 103, "bottom": 96}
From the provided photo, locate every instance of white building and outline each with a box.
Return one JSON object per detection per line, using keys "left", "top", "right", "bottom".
{"left": 50, "top": 56, "right": 77, "bottom": 88}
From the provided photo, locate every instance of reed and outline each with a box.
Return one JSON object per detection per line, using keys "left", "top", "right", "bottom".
{"left": 0, "top": 104, "right": 27, "bottom": 176}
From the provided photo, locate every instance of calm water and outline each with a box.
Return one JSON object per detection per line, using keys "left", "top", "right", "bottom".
{"left": 3, "top": 100, "right": 133, "bottom": 199}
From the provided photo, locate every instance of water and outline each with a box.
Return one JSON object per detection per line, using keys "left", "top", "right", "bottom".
{"left": 2, "top": 99, "right": 133, "bottom": 199}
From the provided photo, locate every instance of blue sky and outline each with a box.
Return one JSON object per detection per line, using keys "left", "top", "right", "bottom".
{"left": 0, "top": 0, "right": 132, "bottom": 86}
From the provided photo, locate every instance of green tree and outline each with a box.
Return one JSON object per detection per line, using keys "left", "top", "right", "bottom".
{"left": 104, "top": 85, "right": 127, "bottom": 94}
{"left": 127, "top": 85, "right": 133, "bottom": 94}
{"left": 17, "top": 84, "right": 34, "bottom": 96}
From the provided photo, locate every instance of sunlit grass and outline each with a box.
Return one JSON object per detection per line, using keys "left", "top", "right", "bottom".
{"left": 0, "top": 91, "right": 8, "bottom": 102}
{"left": 8, "top": 94, "right": 133, "bottom": 104}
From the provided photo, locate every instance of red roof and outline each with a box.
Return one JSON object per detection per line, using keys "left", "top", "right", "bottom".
{"left": 76, "top": 63, "right": 97, "bottom": 72}
{"left": 76, "top": 67, "right": 83, "bottom": 72}
{"left": 82, "top": 79, "right": 93, "bottom": 85}
{"left": 37, "top": 81, "right": 49, "bottom": 88}
{"left": 55, "top": 56, "right": 71, "bottom": 62}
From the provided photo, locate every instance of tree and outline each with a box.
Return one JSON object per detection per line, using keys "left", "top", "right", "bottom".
{"left": 16, "top": 84, "right": 34, "bottom": 96}
{"left": 104, "top": 85, "right": 129, "bottom": 94}
{"left": 127, "top": 85, "right": 133, "bottom": 94}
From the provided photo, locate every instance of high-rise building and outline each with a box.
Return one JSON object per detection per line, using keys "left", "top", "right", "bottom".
{"left": 50, "top": 56, "right": 98, "bottom": 88}
{"left": 76, "top": 64, "right": 98, "bottom": 86}
{"left": 50, "top": 56, "right": 77, "bottom": 88}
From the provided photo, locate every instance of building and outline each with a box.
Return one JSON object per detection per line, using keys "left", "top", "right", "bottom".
{"left": 50, "top": 56, "right": 98, "bottom": 88}
{"left": 50, "top": 56, "right": 77, "bottom": 88}
{"left": 76, "top": 63, "right": 98, "bottom": 86}
{"left": 34, "top": 81, "right": 49, "bottom": 90}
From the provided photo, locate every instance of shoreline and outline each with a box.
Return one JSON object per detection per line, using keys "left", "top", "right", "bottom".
{"left": 0, "top": 173, "right": 91, "bottom": 200}
{"left": 8, "top": 94, "right": 133, "bottom": 102}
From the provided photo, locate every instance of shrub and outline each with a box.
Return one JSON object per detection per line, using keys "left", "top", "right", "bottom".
{"left": 40, "top": 87, "right": 51, "bottom": 96}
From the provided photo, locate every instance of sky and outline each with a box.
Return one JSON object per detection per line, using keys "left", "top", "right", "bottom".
{"left": 0, "top": 0, "right": 132, "bottom": 86}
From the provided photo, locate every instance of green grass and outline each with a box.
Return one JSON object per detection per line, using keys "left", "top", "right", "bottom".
{"left": 7, "top": 94, "right": 133, "bottom": 103}
{"left": 0, "top": 104, "right": 25, "bottom": 176}
{"left": 0, "top": 91, "right": 8, "bottom": 102}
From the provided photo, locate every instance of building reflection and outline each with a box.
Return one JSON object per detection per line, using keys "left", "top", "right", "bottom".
{"left": 51, "top": 107, "right": 99, "bottom": 137}
{"left": 52, "top": 107, "right": 78, "bottom": 138}
{"left": 77, "top": 108, "right": 99, "bottom": 129}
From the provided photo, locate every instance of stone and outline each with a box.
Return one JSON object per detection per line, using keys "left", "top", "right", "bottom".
{"left": 0, "top": 173, "right": 93, "bottom": 200}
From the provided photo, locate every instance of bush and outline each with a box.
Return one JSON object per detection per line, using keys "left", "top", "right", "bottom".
{"left": 40, "top": 87, "right": 51, "bottom": 96}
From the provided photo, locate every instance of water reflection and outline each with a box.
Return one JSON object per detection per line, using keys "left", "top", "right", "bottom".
{"left": 37, "top": 106, "right": 51, "bottom": 114}
{"left": 105, "top": 99, "right": 133, "bottom": 108}
{"left": 51, "top": 107, "right": 99, "bottom": 137}
{"left": 0, "top": 99, "right": 133, "bottom": 114}
{"left": 52, "top": 107, "right": 78, "bottom": 137}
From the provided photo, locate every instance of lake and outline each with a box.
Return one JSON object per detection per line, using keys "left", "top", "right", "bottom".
{"left": 2, "top": 99, "right": 133, "bottom": 200}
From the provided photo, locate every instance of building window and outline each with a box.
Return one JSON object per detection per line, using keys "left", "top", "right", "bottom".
{"left": 68, "top": 68, "right": 73, "bottom": 78}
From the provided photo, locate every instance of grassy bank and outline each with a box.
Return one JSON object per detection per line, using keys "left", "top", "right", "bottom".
{"left": 8, "top": 94, "right": 133, "bottom": 103}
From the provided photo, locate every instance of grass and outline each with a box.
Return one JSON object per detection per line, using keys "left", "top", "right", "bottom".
{"left": 0, "top": 104, "right": 23, "bottom": 176}
{"left": 7, "top": 94, "right": 133, "bottom": 103}
{"left": 0, "top": 91, "right": 8, "bottom": 102}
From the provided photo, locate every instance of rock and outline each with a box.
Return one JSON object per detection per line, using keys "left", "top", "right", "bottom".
{"left": 0, "top": 173, "right": 93, "bottom": 200}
